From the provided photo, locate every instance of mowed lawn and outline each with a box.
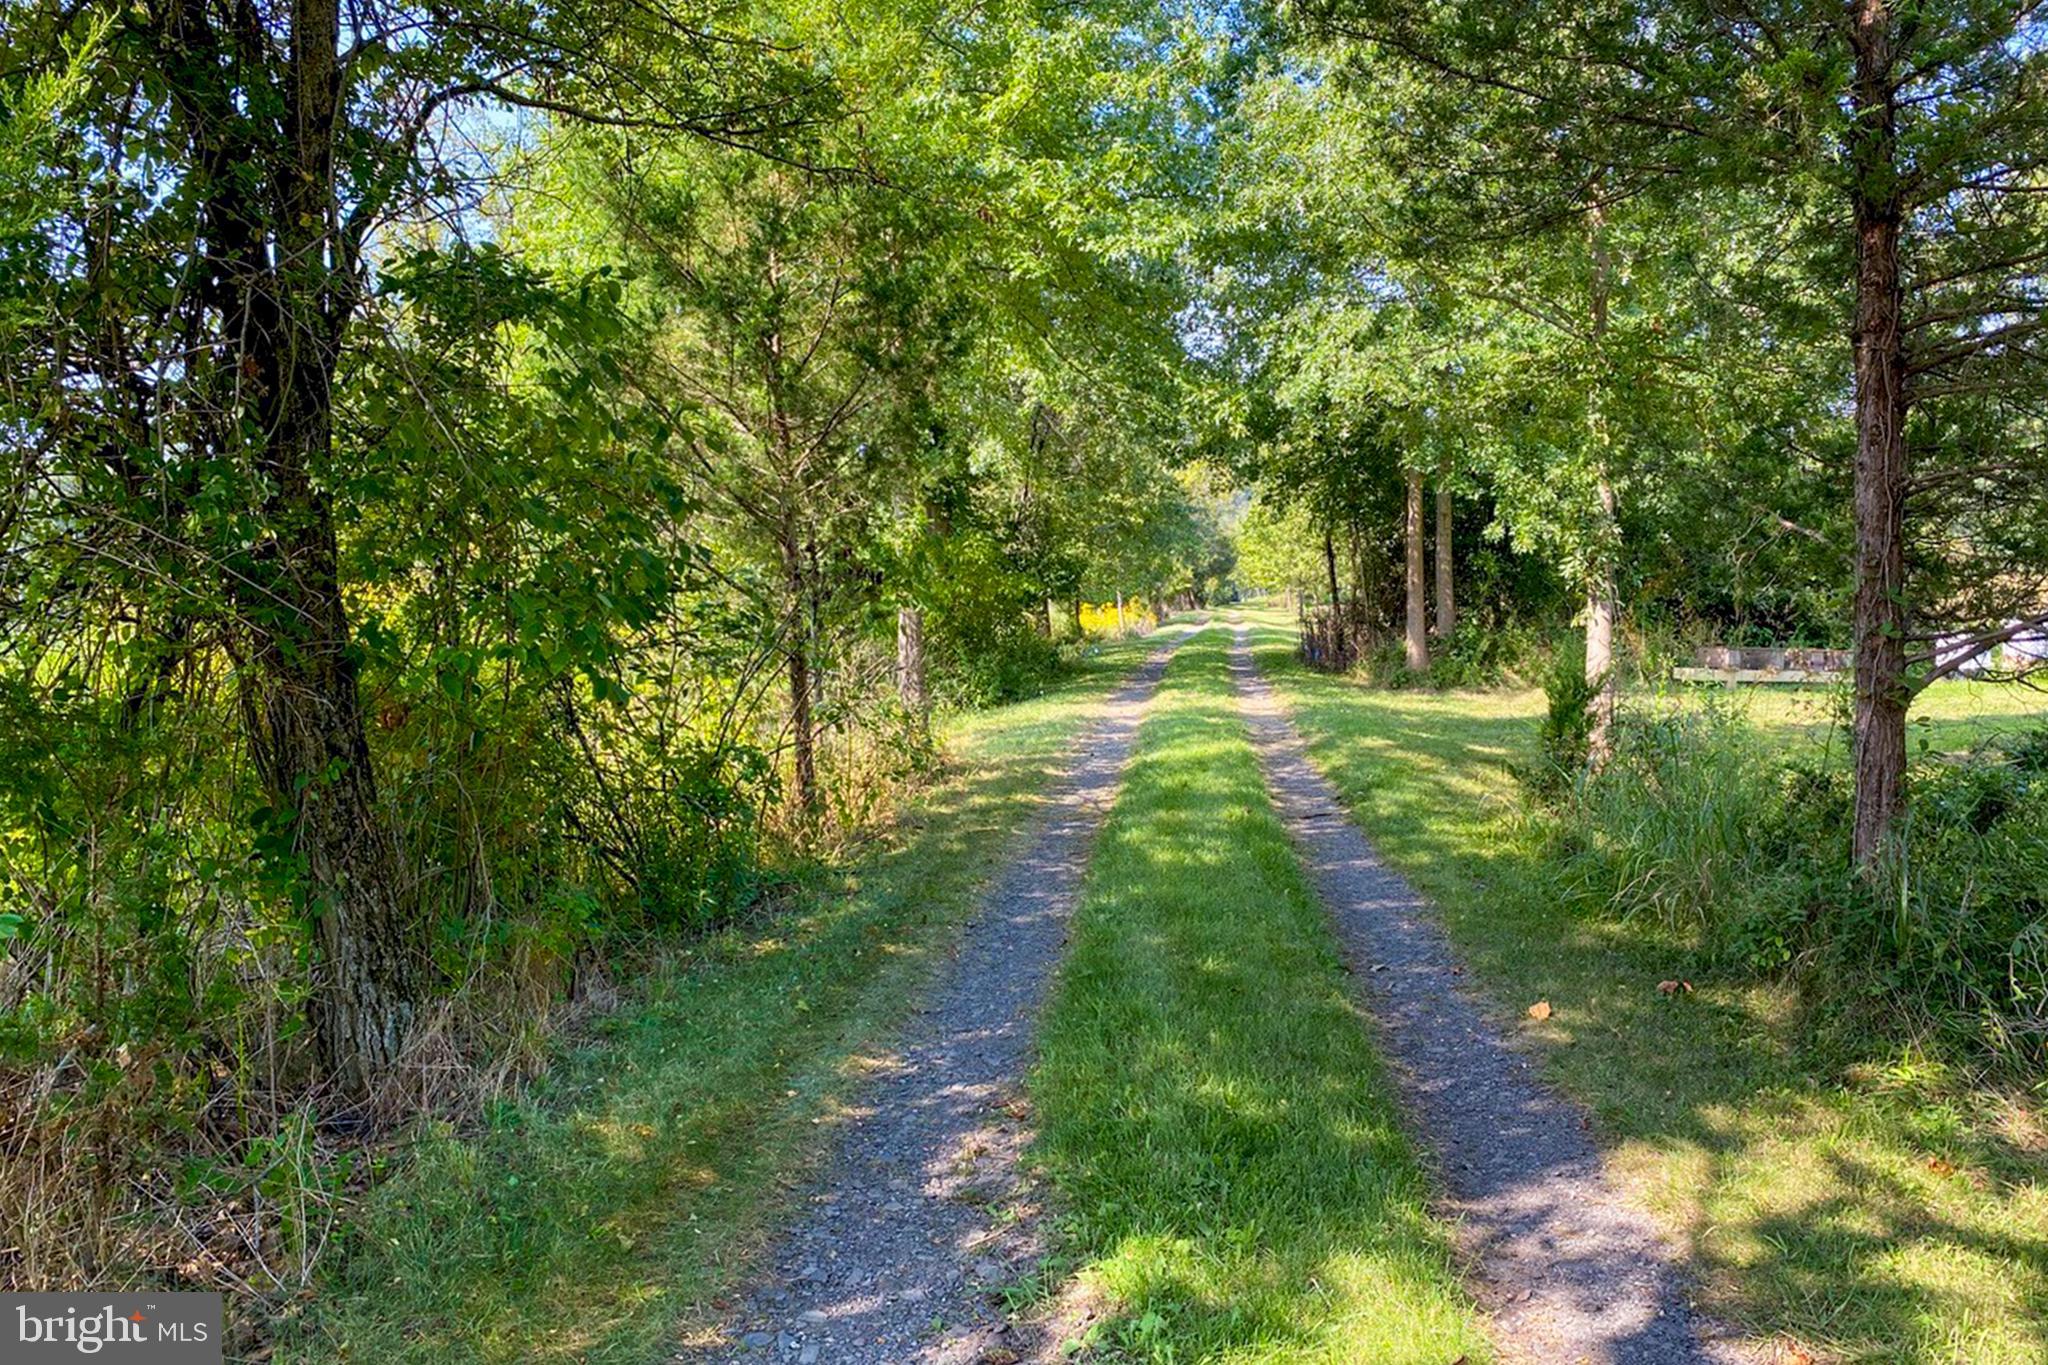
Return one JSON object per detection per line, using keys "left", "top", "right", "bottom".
{"left": 1239, "top": 606, "right": 2048, "bottom": 1364}
{"left": 1650, "top": 669, "right": 2046, "bottom": 756}
{"left": 1028, "top": 628, "right": 1491, "bottom": 1364}
{"left": 286, "top": 629, "right": 1183, "bottom": 1364}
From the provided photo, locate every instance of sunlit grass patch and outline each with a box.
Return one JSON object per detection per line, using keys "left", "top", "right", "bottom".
{"left": 1240, "top": 605, "right": 2048, "bottom": 1364}
{"left": 285, "top": 631, "right": 1175, "bottom": 1364}
{"left": 1029, "top": 630, "right": 1489, "bottom": 1364}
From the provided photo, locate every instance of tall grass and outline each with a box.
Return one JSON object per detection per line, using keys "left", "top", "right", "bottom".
{"left": 1552, "top": 703, "right": 1805, "bottom": 932}
{"left": 1542, "top": 697, "right": 2048, "bottom": 1073}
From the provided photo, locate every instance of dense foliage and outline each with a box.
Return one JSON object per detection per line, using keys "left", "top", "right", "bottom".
{"left": 0, "top": 0, "right": 1224, "bottom": 1303}
{"left": 3, "top": 0, "right": 2047, "bottom": 1331}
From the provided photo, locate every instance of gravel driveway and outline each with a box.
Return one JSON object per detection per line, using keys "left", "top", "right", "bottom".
{"left": 689, "top": 630, "right": 1187, "bottom": 1365}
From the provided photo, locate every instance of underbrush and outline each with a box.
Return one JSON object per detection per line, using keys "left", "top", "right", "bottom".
{"left": 1358, "top": 619, "right": 1558, "bottom": 690}
{"left": 1537, "top": 691, "right": 2048, "bottom": 1077}
{"left": 0, "top": 689, "right": 928, "bottom": 1340}
{"left": 0, "top": 621, "right": 1150, "bottom": 1355}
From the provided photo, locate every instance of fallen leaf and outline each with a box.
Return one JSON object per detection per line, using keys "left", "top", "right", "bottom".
{"left": 1928, "top": 1157, "right": 1956, "bottom": 1177}
{"left": 1527, "top": 1000, "right": 1552, "bottom": 1021}
{"left": 1777, "top": 1345, "right": 1815, "bottom": 1365}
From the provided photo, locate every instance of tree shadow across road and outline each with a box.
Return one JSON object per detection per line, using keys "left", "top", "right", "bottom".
{"left": 1027, "top": 631, "right": 1492, "bottom": 1363}
{"left": 1242, "top": 614, "right": 2048, "bottom": 1364}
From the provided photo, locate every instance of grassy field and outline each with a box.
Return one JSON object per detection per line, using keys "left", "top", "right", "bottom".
{"left": 1459, "top": 671, "right": 2045, "bottom": 758}
{"left": 283, "top": 629, "right": 1181, "bottom": 1364}
{"left": 1027, "top": 628, "right": 1490, "bottom": 1364}
{"left": 1728, "top": 676, "right": 2047, "bottom": 753}
{"left": 1239, "top": 606, "right": 2048, "bottom": 1364}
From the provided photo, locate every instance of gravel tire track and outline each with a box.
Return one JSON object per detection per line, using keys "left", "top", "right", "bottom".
{"left": 1228, "top": 624, "right": 1756, "bottom": 1365}
{"left": 689, "top": 630, "right": 1187, "bottom": 1365}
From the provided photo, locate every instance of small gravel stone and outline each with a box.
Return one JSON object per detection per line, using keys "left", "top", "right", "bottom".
{"left": 688, "top": 641, "right": 1182, "bottom": 1365}
{"left": 1230, "top": 624, "right": 1758, "bottom": 1365}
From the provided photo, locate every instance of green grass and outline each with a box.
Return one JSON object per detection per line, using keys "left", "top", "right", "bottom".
{"left": 1729, "top": 676, "right": 2048, "bottom": 754}
{"left": 1237, "top": 606, "right": 2048, "bottom": 1365}
{"left": 1027, "top": 628, "right": 1490, "bottom": 1364}
{"left": 284, "top": 628, "right": 1181, "bottom": 1364}
{"left": 1488, "top": 673, "right": 2046, "bottom": 758}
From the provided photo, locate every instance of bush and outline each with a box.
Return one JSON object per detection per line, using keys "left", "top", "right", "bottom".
{"left": 1429, "top": 619, "right": 1550, "bottom": 688}
{"left": 919, "top": 535, "right": 1066, "bottom": 706}
{"left": 1358, "top": 621, "right": 1551, "bottom": 690}
{"left": 1551, "top": 700, "right": 1811, "bottom": 934}
{"left": 1882, "top": 739, "right": 2048, "bottom": 1057}
{"left": 1535, "top": 639, "right": 1602, "bottom": 786}
{"left": 1538, "top": 705, "right": 2048, "bottom": 1073}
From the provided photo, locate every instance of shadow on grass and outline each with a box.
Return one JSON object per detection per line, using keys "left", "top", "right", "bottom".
{"left": 1239, "top": 611, "right": 2048, "bottom": 1364}
{"left": 1030, "top": 632, "right": 1490, "bottom": 1364}
{"left": 282, "top": 632, "right": 1172, "bottom": 1365}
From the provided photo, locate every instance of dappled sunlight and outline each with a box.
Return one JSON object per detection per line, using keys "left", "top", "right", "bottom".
{"left": 1030, "top": 632, "right": 1490, "bottom": 1363}
{"left": 1239, "top": 604, "right": 2048, "bottom": 1362}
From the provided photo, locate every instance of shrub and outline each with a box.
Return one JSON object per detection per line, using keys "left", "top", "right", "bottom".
{"left": 1358, "top": 621, "right": 1551, "bottom": 690}
{"left": 1552, "top": 700, "right": 1811, "bottom": 934}
{"left": 1537, "top": 704, "right": 2048, "bottom": 1073}
{"left": 1536, "top": 639, "right": 1602, "bottom": 785}
{"left": 1429, "top": 619, "right": 1550, "bottom": 688}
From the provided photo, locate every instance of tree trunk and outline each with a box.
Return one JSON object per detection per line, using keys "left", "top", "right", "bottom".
{"left": 1585, "top": 472, "right": 1620, "bottom": 767}
{"left": 1847, "top": 2, "right": 1910, "bottom": 867}
{"left": 896, "top": 605, "right": 927, "bottom": 722}
{"left": 807, "top": 539, "right": 826, "bottom": 715}
{"left": 1433, "top": 474, "right": 1455, "bottom": 639}
{"left": 1583, "top": 202, "right": 1621, "bottom": 768}
{"left": 246, "top": 516, "right": 421, "bottom": 1092}
{"left": 1115, "top": 589, "right": 1126, "bottom": 635}
{"left": 1404, "top": 469, "right": 1429, "bottom": 672}
{"left": 232, "top": 0, "right": 421, "bottom": 1093}
{"left": 1323, "top": 529, "right": 1342, "bottom": 611}
{"left": 783, "top": 529, "right": 818, "bottom": 817}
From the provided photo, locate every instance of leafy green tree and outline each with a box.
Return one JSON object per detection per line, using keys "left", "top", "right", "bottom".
{"left": 0, "top": 0, "right": 808, "bottom": 1087}
{"left": 1294, "top": 0, "right": 2048, "bottom": 857}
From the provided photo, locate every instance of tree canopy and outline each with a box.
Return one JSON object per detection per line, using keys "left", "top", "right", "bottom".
{"left": 5, "top": 0, "right": 2048, "bottom": 1318}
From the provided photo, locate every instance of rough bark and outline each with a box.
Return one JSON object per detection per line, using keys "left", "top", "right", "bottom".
{"left": 1115, "top": 589, "right": 1127, "bottom": 635}
{"left": 1404, "top": 469, "right": 1430, "bottom": 672}
{"left": 896, "top": 605, "right": 927, "bottom": 721}
{"left": 1323, "top": 529, "right": 1342, "bottom": 613}
{"left": 1847, "top": 0, "right": 1910, "bottom": 867}
{"left": 230, "top": 0, "right": 420, "bottom": 1092}
{"left": 1584, "top": 473, "right": 1620, "bottom": 768}
{"left": 1433, "top": 475, "right": 1455, "bottom": 639}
